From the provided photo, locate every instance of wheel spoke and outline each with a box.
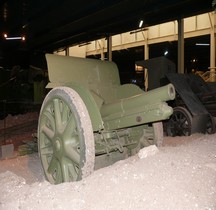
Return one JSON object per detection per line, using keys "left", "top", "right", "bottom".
{"left": 68, "top": 163, "right": 79, "bottom": 181}
{"left": 40, "top": 144, "right": 53, "bottom": 156}
{"left": 175, "top": 114, "right": 179, "bottom": 122}
{"left": 169, "top": 119, "right": 175, "bottom": 128}
{"left": 63, "top": 113, "right": 76, "bottom": 139}
{"left": 182, "top": 123, "right": 188, "bottom": 129}
{"left": 41, "top": 125, "right": 55, "bottom": 140}
{"left": 62, "top": 158, "right": 79, "bottom": 182}
{"left": 64, "top": 143, "right": 80, "bottom": 165}
{"left": 181, "top": 117, "right": 186, "bottom": 124}
{"left": 43, "top": 110, "right": 55, "bottom": 131}
{"left": 48, "top": 156, "right": 58, "bottom": 174}
{"left": 55, "top": 162, "right": 63, "bottom": 184}
{"left": 60, "top": 158, "right": 71, "bottom": 182}
{"left": 53, "top": 99, "right": 62, "bottom": 131}
{"left": 61, "top": 102, "right": 70, "bottom": 124}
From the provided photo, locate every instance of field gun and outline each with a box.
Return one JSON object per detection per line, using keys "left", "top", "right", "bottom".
{"left": 38, "top": 54, "right": 175, "bottom": 184}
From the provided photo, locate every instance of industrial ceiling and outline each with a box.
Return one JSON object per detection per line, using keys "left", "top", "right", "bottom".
{"left": 0, "top": 0, "right": 213, "bottom": 64}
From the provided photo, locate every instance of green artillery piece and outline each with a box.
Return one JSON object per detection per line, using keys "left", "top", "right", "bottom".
{"left": 38, "top": 54, "right": 175, "bottom": 184}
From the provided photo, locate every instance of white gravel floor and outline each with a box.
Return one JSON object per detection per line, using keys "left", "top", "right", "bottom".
{"left": 0, "top": 133, "right": 216, "bottom": 210}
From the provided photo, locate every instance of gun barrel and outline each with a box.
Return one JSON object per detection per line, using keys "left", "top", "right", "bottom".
{"left": 101, "top": 83, "right": 175, "bottom": 129}
{"left": 144, "top": 83, "right": 175, "bottom": 102}
{"left": 101, "top": 84, "right": 175, "bottom": 117}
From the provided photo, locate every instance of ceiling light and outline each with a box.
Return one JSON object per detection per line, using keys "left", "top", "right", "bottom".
{"left": 5, "top": 36, "right": 25, "bottom": 41}
{"left": 139, "top": 20, "right": 143, "bottom": 28}
{"left": 6, "top": 36, "right": 22, "bottom": 40}
{"left": 195, "top": 43, "right": 210, "bottom": 46}
{"left": 191, "top": 58, "right": 197, "bottom": 63}
{"left": 22, "top": 24, "right": 28, "bottom": 29}
{"left": 164, "top": 50, "right": 168, "bottom": 56}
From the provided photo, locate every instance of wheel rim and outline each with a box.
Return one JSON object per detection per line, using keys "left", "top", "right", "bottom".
{"left": 153, "top": 122, "right": 163, "bottom": 147}
{"left": 38, "top": 87, "right": 94, "bottom": 184}
{"left": 206, "top": 115, "right": 216, "bottom": 134}
{"left": 167, "top": 107, "right": 192, "bottom": 137}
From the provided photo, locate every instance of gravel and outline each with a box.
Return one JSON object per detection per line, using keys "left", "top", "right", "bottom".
{"left": 0, "top": 133, "right": 215, "bottom": 210}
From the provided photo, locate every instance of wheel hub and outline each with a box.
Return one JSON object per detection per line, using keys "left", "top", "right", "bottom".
{"left": 55, "top": 138, "right": 61, "bottom": 152}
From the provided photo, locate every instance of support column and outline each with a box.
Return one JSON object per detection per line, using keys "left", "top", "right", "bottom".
{"left": 144, "top": 34, "right": 149, "bottom": 60}
{"left": 107, "top": 36, "right": 112, "bottom": 61}
{"left": 99, "top": 39, "right": 105, "bottom": 60}
{"left": 210, "top": 12, "right": 216, "bottom": 82}
{"left": 100, "top": 49, "right": 105, "bottom": 61}
{"left": 178, "top": 18, "right": 184, "bottom": 74}
{"left": 65, "top": 47, "right": 69, "bottom": 56}
{"left": 144, "top": 30, "right": 149, "bottom": 91}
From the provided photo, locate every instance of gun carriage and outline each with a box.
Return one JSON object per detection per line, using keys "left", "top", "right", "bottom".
{"left": 136, "top": 57, "right": 216, "bottom": 137}
{"left": 38, "top": 54, "right": 175, "bottom": 184}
